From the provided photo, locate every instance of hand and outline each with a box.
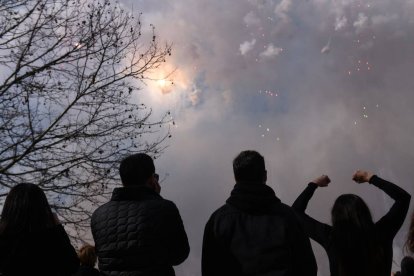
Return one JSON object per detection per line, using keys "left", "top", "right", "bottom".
{"left": 154, "top": 179, "right": 161, "bottom": 194}
{"left": 312, "top": 175, "right": 331, "bottom": 187}
{"left": 148, "top": 174, "right": 161, "bottom": 194}
{"left": 52, "top": 212, "right": 61, "bottom": 225}
{"left": 352, "top": 170, "right": 374, "bottom": 184}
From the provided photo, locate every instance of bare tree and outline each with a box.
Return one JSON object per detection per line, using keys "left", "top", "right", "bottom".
{"left": 0, "top": 0, "right": 172, "bottom": 238}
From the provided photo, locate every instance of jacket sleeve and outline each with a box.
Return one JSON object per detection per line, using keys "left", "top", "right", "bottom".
{"left": 286, "top": 207, "right": 318, "bottom": 276}
{"left": 201, "top": 217, "right": 217, "bottom": 276}
{"left": 371, "top": 175, "right": 411, "bottom": 238}
{"left": 292, "top": 183, "right": 332, "bottom": 249}
{"left": 161, "top": 202, "right": 190, "bottom": 266}
{"left": 202, "top": 216, "right": 229, "bottom": 276}
{"left": 52, "top": 225, "right": 79, "bottom": 274}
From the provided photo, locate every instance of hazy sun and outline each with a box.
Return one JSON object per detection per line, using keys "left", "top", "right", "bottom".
{"left": 157, "top": 79, "right": 167, "bottom": 88}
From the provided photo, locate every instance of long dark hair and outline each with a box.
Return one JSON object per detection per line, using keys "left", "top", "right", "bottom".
{"left": 0, "top": 183, "right": 55, "bottom": 235}
{"left": 331, "top": 194, "right": 382, "bottom": 276}
{"left": 405, "top": 212, "right": 414, "bottom": 255}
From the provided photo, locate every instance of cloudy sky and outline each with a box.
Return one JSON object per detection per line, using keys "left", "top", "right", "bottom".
{"left": 120, "top": 0, "right": 414, "bottom": 275}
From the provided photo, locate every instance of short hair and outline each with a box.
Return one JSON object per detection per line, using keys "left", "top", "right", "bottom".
{"left": 78, "top": 244, "right": 97, "bottom": 267}
{"left": 233, "top": 150, "right": 266, "bottom": 182}
{"left": 119, "top": 153, "right": 155, "bottom": 186}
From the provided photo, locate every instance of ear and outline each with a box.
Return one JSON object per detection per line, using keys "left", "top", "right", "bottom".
{"left": 263, "top": 170, "right": 267, "bottom": 183}
{"left": 146, "top": 175, "right": 161, "bottom": 194}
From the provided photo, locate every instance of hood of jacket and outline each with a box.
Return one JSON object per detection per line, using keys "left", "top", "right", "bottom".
{"left": 226, "top": 182, "right": 281, "bottom": 214}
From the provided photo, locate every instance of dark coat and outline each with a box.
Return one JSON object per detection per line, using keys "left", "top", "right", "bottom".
{"left": 292, "top": 176, "right": 411, "bottom": 276}
{"left": 91, "top": 186, "right": 189, "bottom": 276}
{"left": 0, "top": 224, "right": 79, "bottom": 276}
{"left": 202, "top": 182, "right": 317, "bottom": 276}
{"left": 72, "top": 265, "right": 100, "bottom": 276}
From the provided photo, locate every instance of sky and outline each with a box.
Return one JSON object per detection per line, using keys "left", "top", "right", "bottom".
{"left": 120, "top": 0, "right": 414, "bottom": 275}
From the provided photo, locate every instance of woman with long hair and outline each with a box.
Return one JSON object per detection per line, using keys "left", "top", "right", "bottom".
{"left": 293, "top": 170, "right": 411, "bottom": 276}
{"left": 0, "top": 183, "right": 79, "bottom": 275}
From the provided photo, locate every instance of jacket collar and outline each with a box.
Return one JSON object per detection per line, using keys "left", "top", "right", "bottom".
{"left": 226, "top": 182, "right": 281, "bottom": 214}
{"left": 111, "top": 185, "right": 162, "bottom": 201}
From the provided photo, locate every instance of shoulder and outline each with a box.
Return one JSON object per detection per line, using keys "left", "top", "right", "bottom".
{"left": 208, "top": 204, "right": 239, "bottom": 222}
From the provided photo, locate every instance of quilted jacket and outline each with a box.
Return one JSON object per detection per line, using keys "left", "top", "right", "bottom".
{"left": 91, "top": 186, "right": 189, "bottom": 276}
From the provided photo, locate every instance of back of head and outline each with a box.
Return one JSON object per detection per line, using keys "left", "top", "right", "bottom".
{"left": 0, "top": 183, "right": 54, "bottom": 235}
{"left": 233, "top": 150, "right": 266, "bottom": 183}
{"left": 119, "top": 153, "right": 155, "bottom": 186}
{"left": 78, "top": 244, "right": 97, "bottom": 267}
{"left": 331, "top": 194, "right": 381, "bottom": 276}
{"left": 332, "top": 194, "right": 374, "bottom": 229}
{"left": 406, "top": 212, "right": 414, "bottom": 254}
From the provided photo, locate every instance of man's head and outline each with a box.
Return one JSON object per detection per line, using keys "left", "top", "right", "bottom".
{"left": 119, "top": 153, "right": 155, "bottom": 186}
{"left": 233, "top": 150, "right": 267, "bottom": 183}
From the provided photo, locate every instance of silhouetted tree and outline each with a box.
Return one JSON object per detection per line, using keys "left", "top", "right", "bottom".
{"left": 0, "top": 0, "right": 172, "bottom": 237}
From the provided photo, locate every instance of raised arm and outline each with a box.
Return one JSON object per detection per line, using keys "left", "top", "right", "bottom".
{"left": 292, "top": 175, "right": 332, "bottom": 249}
{"left": 293, "top": 175, "right": 330, "bottom": 212}
{"left": 353, "top": 170, "right": 411, "bottom": 238}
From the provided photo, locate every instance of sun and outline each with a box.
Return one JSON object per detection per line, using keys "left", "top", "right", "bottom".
{"left": 157, "top": 79, "right": 167, "bottom": 88}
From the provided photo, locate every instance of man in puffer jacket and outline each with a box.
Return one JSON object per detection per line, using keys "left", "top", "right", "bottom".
{"left": 91, "top": 153, "right": 189, "bottom": 276}
{"left": 202, "top": 150, "right": 317, "bottom": 276}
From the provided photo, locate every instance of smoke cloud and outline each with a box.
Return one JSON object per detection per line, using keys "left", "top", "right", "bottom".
{"left": 117, "top": 0, "right": 414, "bottom": 275}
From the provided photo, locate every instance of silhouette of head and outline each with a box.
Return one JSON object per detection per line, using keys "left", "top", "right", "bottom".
{"left": 119, "top": 153, "right": 155, "bottom": 186}
{"left": 331, "top": 194, "right": 380, "bottom": 276}
{"left": 233, "top": 150, "right": 267, "bottom": 183}
{"left": 78, "top": 244, "right": 97, "bottom": 267}
{"left": 0, "top": 183, "right": 55, "bottom": 235}
{"left": 331, "top": 194, "right": 374, "bottom": 228}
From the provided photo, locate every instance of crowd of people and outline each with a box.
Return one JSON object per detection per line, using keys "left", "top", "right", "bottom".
{"left": 0, "top": 150, "right": 412, "bottom": 276}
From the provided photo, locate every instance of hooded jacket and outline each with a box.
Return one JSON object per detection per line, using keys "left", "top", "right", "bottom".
{"left": 202, "top": 182, "right": 317, "bottom": 276}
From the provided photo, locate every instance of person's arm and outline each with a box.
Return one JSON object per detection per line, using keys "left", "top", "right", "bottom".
{"left": 51, "top": 224, "right": 79, "bottom": 274}
{"left": 162, "top": 202, "right": 190, "bottom": 266}
{"left": 201, "top": 215, "right": 238, "bottom": 276}
{"left": 201, "top": 217, "right": 220, "bottom": 276}
{"left": 292, "top": 175, "right": 332, "bottom": 248}
{"left": 353, "top": 170, "right": 411, "bottom": 238}
{"left": 292, "top": 182, "right": 318, "bottom": 212}
{"left": 286, "top": 207, "right": 318, "bottom": 276}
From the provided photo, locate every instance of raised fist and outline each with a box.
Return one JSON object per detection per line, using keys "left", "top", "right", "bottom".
{"left": 352, "top": 170, "right": 374, "bottom": 184}
{"left": 312, "top": 175, "right": 331, "bottom": 187}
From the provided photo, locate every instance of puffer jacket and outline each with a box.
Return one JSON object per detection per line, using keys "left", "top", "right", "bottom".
{"left": 202, "top": 182, "right": 317, "bottom": 276}
{"left": 91, "top": 186, "right": 189, "bottom": 276}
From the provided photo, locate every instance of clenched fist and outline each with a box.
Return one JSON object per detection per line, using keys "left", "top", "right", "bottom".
{"left": 352, "top": 170, "right": 374, "bottom": 184}
{"left": 312, "top": 175, "right": 331, "bottom": 187}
